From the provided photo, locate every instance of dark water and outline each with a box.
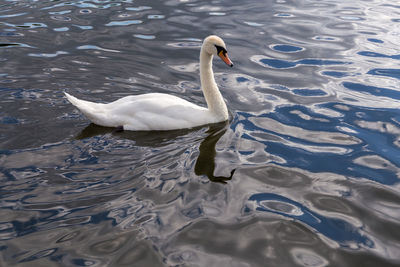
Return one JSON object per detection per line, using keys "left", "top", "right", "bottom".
{"left": 1, "top": 0, "right": 400, "bottom": 266}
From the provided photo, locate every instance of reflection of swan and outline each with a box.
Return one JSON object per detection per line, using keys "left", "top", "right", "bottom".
{"left": 194, "top": 122, "right": 236, "bottom": 184}
{"left": 65, "top": 35, "right": 233, "bottom": 131}
{"left": 76, "top": 122, "right": 235, "bottom": 183}
{"left": 76, "top": 123, "right": 202, "bottom": 147}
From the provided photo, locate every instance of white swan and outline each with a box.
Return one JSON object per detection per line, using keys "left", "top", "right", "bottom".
{"left": 65, "top": 35, "right": 233, "bottom": 131}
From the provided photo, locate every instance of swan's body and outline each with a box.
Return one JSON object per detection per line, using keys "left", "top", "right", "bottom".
{"left": 65, "top": 35, "right": 233, "bottom": 131}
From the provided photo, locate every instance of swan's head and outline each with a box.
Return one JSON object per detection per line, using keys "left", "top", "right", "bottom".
{"left": 203, "top": 35, "right": 233, "bottom": 67}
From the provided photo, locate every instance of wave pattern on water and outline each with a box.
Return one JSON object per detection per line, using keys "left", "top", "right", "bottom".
{"left": 1, "top": 0, "right": 400, "bottom": 266}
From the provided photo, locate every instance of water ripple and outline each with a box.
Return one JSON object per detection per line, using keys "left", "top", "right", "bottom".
{"left": 271, "top": 44, "right": 305, "bottom": 53}
{"left": 105, "top": 20, "right": 142, "bottom": 26}
{"left": 1, "top": 0, "right": 400, "bottom": 266}
{"left": 28, "top": 51, "right": 69, "bottom": 58}
{"left": 368, "top": 68, "right": 400, "bottom": 80}
{"left": 248, "top": 193, "right": 373, "bottom": 248}
{"left": 251, "top": 55, "right": 351, "bottom": 69}
{"left": 76, "top": 45, "right": 120, "bottom": 53}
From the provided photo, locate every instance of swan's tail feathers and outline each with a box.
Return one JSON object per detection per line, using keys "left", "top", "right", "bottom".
{"left": 65, "top": 92, "right": 98, "bottom": 112}
{"left": 65, "top": 92, "right": 84, "bottom": 109}
{"left": 64, "top": 92, "right": 108, "bottom": 126}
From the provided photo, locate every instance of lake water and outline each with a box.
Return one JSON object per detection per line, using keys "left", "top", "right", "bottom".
{"left": 1, "top": 0, "right": 400, "bottom": 266}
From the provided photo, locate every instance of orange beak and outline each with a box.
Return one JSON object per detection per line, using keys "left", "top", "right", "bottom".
{"left": 218, "top": 50, "right": 233, "bottom": 67}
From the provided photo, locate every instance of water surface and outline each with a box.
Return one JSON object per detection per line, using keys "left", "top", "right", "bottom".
{"left": 1, "top": 0, "right": 400, "bottom": 266}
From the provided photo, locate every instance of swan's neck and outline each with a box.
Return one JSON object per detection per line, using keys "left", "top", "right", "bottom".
{"left": 200, "top": 48, "right": 228, "bottom": 121}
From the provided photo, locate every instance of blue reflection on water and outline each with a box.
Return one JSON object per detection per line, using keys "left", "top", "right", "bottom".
{"left": 367, "top": 38, "right": 384, "bottom": 43}
{"left": 258, "top": 57, "right": 351, "bottom": 69}
{"left": 322, "top": 71, "right": 349, "bottom": 78}
{"left": 358, "top": 51, "right": 400, "bottom": 59}
{"left": 368, "top": 69, "right": 400, "bottom": 80}
{"left": 235, "top": 101, "right": 400, "bottom": 185}
{"left": 271, "top": 44, "right": 304, "bottom": 53}
{"left": 343, "top": 82, "right": 400, "bottom": 100}
{"left": 249, "top": 193, "right": 373, "bottom": 248}
{"left": 105, "top": 20, "right": 142, "bottom": 26}
{"left": 292, "top": 88, "right": 327, "bottom": 96}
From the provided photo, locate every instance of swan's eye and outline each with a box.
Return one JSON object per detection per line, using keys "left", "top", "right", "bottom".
{"left": 215, "top": 45, "right": 227, "bottom": 56}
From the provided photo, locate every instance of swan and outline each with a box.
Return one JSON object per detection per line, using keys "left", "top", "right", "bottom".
{"left": 65, "top": 35, "right": 233, "bottom": 131}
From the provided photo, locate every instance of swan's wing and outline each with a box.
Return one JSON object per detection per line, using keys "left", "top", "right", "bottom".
{"left": 109, "top": 93, "right": 201, "bottom": 111}
{"left": 106, "top": 93, "right": 211, "bottom": 130}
